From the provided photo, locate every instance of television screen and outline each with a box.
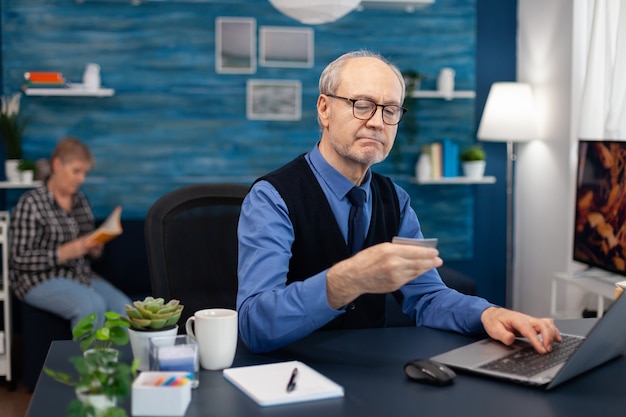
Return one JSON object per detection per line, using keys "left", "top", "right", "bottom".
{"left": 574, "top": 140, "right": 626, "bottom": 276}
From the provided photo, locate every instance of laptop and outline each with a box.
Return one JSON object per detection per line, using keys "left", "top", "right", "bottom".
{"left": 431, "top": 292, "right": 626, "bottom": 389}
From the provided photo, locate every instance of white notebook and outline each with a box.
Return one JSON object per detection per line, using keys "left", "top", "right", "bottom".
{"left": 223, "top": 360, "right": 344, "bottom": 407}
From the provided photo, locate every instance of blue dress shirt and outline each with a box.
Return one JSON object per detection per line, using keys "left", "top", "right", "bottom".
{"left": 237, "top": 144, "right": 494, "bottom": 353}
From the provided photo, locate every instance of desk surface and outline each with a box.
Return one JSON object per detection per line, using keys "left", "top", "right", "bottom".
{"left": 27, "top": 319, "right": 626, "bottom": 417}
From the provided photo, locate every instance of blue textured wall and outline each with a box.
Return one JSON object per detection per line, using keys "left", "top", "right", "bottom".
{"left": 1, "top": 0, "right": 479, "bottom": 260}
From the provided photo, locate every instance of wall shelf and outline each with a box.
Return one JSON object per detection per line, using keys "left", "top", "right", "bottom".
{"left": 0, "top": 181, "right": 42, "bottom": 189}
{"left": 411, "top": 176, "right": 496, "bottom": 185}
{"left": 24, "top": 85, "right": 115, "bottom": 97}
{"left": 410, "top": 90, "right": 476, "bottom": 100}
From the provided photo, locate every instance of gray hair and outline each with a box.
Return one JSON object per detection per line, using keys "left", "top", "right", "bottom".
{"left": 317, "top": 50, "right": 406, "bottom": 128}
{"left": 318, "top": 50, "right": 406, "bottom": 101}
{"left": 51, "top": 136, "right": 96, "bottom": 167}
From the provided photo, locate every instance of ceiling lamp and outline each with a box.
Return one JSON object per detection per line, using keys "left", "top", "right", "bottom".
{"left": 269, "top": 0, "right": 362, "bottom": 25}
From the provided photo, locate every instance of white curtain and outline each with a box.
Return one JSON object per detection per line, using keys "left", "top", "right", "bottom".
{"left": 578, "top": 0, "right": 626, "bottom": 139}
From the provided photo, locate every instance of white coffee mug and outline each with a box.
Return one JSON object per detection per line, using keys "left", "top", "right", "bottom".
{"left": 185, "top": 308, "right": 238, "bottom": 370}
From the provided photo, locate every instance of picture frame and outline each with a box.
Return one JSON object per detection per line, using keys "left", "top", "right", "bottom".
{"left": 215, "top": 17, "right": 256, "bottom": 74}
{"left": 259, "top": 26, "right": 314, "bottom": 68}
{"left": 246, "top": 80, "right": 302, "bottom": 121}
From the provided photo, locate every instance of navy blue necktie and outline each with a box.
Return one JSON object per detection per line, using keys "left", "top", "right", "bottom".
{"left": 347, "top": 187, "right": 366, "bottom": 254}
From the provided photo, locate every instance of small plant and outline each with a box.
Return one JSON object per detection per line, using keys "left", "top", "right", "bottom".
{"left": 402, "top": 69, "right": 424, "bottom": 92}
{"left": 460, "top": 145, "right": 486, "bottom": 162}
{"left": 45, "top": 350, "right": 138, "bottom": 417}
{"left": 123, "top": 296, "right": 184, "bottom": 331}
{"left": 393, "top": 69, "right": 425, "bottom": 168}
{"left": 44, "top": 311, "right": 138, "bottom": 417}
{"left": 73, "top": 311, "right": 130, "bottom": 352}
{"left": 17, "top": 158, "right": 37, "bottom": 172}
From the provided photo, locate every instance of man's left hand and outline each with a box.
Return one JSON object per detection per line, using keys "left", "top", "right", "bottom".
{"left": 481, "top": 307, "right": 562, "bottom": 354}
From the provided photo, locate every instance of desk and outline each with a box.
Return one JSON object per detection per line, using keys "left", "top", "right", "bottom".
{"left": 27, "top": 320, "right": 626, "bottom": 417}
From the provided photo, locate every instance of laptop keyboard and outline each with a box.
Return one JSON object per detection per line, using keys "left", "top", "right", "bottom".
{"left": 478, "top": 335, "right": 584, "bottom": 377}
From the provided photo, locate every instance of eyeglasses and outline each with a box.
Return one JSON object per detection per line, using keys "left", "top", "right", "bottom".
{"left": 325, "top": 94, "right": 407, "bottom": 125}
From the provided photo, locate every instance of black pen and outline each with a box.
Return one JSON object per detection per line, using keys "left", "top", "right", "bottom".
{"left": 286, "top": 367, "right": 298, "bottom": 392}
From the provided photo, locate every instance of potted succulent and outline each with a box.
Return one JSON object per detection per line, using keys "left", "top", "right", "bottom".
{"left": 460, "top": 145, "right": 486, "bottom": 179}
{"left": 44, "top": 312, "right": 138, "bottom": 417}
{"left": 123, "top": 297, "right": 184, "bottom": 371}
{"left": 0, "top": 92, "right": 28, "bottom": 182}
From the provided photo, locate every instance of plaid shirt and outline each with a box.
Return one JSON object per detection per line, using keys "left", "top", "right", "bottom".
{"left": 9, "top": 186, "right": 99, "bottom": 300}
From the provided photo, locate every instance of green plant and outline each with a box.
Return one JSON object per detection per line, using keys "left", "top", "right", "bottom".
{"left": 73, "top": 312, "right": 130, "bottom": 352}
{"left": 460, "top": 145, "right": 486, "bottom": 162}
{"left": 0, "top": 92, "right": 27, "bottom": 160}
{"left": 44, "top": 311, "right": 138, "bottom": 417}
{"left": 123, "top": 296, "right": 184, "bottom": 331}
{"left": 392, "top": 69, "right": 425, "bottom": 167}
{"left": 402, "top": 69, "right": 424, "bottom": 92}
{"left": 17, "top": 158, "right": 37, "bottom": 172}
{"left": 45, "top": 349, "right": 138, "bottom": 417}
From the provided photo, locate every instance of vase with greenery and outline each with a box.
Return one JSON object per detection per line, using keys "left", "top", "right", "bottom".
{"left": 123, "top": 297, "right": 184, "bottom": 371}
{"left": 44, "top": 312, "right": 138, "bottom": 417}
{"left": 0, "top": 92, "right": 27, "bottom": 160}
{"left": 392, "top": 70, "right": 424, "bottom": 168}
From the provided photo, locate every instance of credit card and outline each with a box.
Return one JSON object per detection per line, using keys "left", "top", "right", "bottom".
{"left": 392, "top": 236, "right": 438, "bottom": 248}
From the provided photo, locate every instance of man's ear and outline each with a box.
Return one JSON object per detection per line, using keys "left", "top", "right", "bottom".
{"left": 317, "top": 94, "right": 331, "bottom": 128}
{"left": 50, "top": 157, "right": 61, "bottom": 173}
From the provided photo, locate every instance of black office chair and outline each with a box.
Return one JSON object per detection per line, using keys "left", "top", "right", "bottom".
{"left": 144, "top": 183, "right": 250, "bottom": 328}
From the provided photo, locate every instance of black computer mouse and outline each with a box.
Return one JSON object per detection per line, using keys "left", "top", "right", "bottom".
{"left": 404, "top": 359, "right": 456, "bottom": 386}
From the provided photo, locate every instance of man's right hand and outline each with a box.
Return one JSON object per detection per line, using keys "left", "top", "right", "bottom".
{"left": 326, "top": 242, "right": 443, "bottom": 309}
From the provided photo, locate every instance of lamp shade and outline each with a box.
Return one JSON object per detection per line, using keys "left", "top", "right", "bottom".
{"left": 269, "top": 0, "right": 362, "bottom": 25}
{"left": 477, "top": 82, "right": 539, "bottom": 142}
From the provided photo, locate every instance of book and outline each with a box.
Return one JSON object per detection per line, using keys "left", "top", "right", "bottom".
{"left": 429, "top": 142, "right": 442, "bottom": 179}
{"left": 442, "top": 138, "right": 459, "bottom": 178}
{"left": 23, "top": 71, "right": 65, "bottom": 85}
{"left": 223, "top": 360, "right": 344, "bottom": 407}
{"left": 86, "top": 206, "right": 122, "bottom": 244}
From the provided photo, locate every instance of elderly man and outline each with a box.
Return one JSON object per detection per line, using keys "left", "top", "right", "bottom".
{"left": 237, "top": 50, "right": 561, "bottom": 354}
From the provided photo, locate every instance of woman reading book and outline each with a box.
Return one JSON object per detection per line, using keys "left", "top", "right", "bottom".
{"left": 9, "top": 136, "right": 131, "bottom": 328}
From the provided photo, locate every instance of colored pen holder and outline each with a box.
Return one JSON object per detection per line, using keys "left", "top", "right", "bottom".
{"left": 132, "top": 371, "right": 191, "bottom": 416}
{"left": 149, "top": 334, "right": 199, "bottom": 388}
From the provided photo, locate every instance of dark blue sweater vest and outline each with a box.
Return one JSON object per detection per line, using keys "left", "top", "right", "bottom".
{"left": 260, "top": 154, "right": 401, "bottom": 329}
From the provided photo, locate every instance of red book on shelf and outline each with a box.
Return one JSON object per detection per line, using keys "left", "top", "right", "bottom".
{"left": 24, "top": 71, "right": 65, "bottom": 85}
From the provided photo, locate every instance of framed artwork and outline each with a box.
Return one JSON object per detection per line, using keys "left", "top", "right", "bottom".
{"left": 259, "top": 26, "right": 314, "bottom": 68}
{"left": 215, "top": 17, "right": 256, "bottom": 74}
{"left": 246, "top": 80, "right": 302, "bottom": 121}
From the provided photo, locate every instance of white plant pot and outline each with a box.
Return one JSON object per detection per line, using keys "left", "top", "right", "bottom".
{"left": 76, "top": 389, "right": 117, "bottom": 417}
{"left": 128, "top": 325, "right": 178, "bottom": 371}
{"left": 462, "top": 160, "right": 486, "bottom": 179}
{"left": 5, "top": 159, "right": 20, "bottom": 182}
{"left": 20, "top": 170, "right": 34, "bottom": 184}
